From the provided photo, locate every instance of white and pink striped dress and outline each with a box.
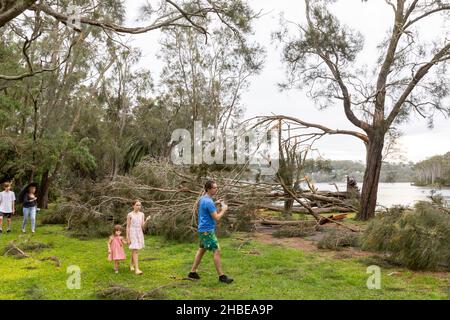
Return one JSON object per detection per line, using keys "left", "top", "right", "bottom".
{"left": 128, "top": 211, "right": 145, "bottom": 250}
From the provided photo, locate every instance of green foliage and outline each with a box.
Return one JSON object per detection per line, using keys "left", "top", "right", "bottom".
{"left": 144, "top": 209, "right": 196, "bottom": 243}
{"left": 413, "top": 152, "right": 450, "bottom": 186}
{"left": 42, "top": 201, "right": 113, "bottom": 239}
{"left": 361, "top": 202, "right": 450, "bottom": 270}
{"left": 66, "top": 137, "right": 97, "bottom": 177}
{"left": 305, "top": 159, "right": 415, "bottom": 183}
{"left": 229, "top": 203, "right": 258, "bottom": 232}
{"left": 0, "top": 94, "right": 20, "bottom": 124}
{"left": 272, "top": 224, "right": 317, "bottom": 238}
{"left": 121, "top": 137, "right": 151, "bottom": 173}
{"left": 317, "top": 229, "right": 360, "bottom": 250}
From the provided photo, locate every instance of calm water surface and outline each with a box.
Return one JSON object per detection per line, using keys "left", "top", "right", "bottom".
{"left": 311, "top": 182, "right": 450, "bottom": 207}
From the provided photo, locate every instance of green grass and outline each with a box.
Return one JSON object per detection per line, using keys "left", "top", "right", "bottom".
{"left": 0, "top": 215, "right": 448, "bottom": 300}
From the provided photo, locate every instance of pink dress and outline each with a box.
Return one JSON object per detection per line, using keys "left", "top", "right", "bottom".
{"left": 128, "top": 211, "right": 145, "bottom": 250}
{"left": 108, "top": 236, "right": 126, "bottom": 261}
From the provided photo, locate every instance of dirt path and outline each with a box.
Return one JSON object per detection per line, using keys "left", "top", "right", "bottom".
{"left": 250, "top": 224, "right": 376, "bottom": 259}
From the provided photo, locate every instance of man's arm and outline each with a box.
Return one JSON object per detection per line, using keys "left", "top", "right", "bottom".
{"left": 211, "top": 202, "right": 228, "bottom": 222}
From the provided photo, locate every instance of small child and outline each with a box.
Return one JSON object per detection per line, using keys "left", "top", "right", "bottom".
{"left": 108, "top": 225, "right": 127, "bottom": 273}
{"left": 0, "top": 182, "right": 16, "bottom": 234}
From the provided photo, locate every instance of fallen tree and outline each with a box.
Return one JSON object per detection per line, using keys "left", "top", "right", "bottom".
{"left": 41, "top": 156, "right": 360, "bottom": 240}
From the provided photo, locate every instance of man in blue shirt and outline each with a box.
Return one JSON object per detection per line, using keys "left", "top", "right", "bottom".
{"left": 188, "top": 180, "right": 233, "bottom": 284}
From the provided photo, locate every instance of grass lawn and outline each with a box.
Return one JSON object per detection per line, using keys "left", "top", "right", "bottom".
{"left": 0, "top": 214, "right": 448, "bottom": 300}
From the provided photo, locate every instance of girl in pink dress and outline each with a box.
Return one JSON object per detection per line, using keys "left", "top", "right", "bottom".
{"left": 108, "top": 225, "right": 127, "bottom": 273}
{"left": 126, "top": 200, "right": 145, "bottom": 275}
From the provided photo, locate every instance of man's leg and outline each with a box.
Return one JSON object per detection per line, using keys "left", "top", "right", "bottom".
{"left": 213, "top": 250, "right": 224, "bottom": 276}
{"left": 191, "top": 248, "right": 206, "bottom": 273}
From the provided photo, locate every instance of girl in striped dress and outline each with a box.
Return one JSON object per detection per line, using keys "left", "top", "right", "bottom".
{"left": 126, "top": 200, "right": 145, "bottom": 275}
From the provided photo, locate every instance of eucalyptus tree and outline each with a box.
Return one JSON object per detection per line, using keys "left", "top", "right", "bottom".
{"left": 158, "top": 25, "right": 264, "bottom": 129}
{"left": 1, "top": 0, "right": 126, "bottom": 207}
{"left": 414, "top": 152, "right": 450, "bottom": 186}
{"left": 121, "top": 7, "right": 265, "bottom": 172}
{"left": 1, "top": 0, "right": 264, "bottom": 80}
{"left": 274, "top": 0, "right": 450, "bottom": 219}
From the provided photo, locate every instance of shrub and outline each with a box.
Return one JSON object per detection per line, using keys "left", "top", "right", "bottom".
{"left": 317, "top": 229, "right": 361, "bottom": 250}
{"left": 144, "top": 208, "right": 196, "bottom": 242}
{"left": 43, "top": 201, "right": 117, "bottom": 239}
{"left": 361, "top": 202, "right": 450, "bottom": 270}
{"left": 41, "top": 211, "right": 68, "bottom": 225}
{"left": 272, "top": 224, "right": 316, "bottom": 238}
{"left": 229, "top": 203, "right": 257, "bottom": 232}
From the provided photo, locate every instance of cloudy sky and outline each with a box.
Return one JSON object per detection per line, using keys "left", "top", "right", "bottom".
{"left": 123, "top": 0, "right": 450, "bottom": 163}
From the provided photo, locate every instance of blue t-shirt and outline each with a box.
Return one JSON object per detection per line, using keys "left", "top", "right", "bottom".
{"left": 198, "top": 195, "right": 217, "bottom": 232}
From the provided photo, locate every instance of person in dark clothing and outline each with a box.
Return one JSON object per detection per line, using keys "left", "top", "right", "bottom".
{"left": 21, "top": 184, "right": 38, "bottom": 233}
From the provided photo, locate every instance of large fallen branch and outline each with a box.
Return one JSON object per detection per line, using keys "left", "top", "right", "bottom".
{"left": 277, "top": 173, "right": 360, "bottom": 232}
{"left": 260, "top": 219, "right": 317, "bottom": 227}
{"left": 51, "top": 158, "right": 360, "bottom": 239}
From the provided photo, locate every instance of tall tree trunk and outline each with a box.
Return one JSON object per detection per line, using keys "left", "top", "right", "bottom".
{"left": 29, "top": 97, "right": 38, "bottom": 183}
{"left": 357, "top": 132, "right": 385, "bottom": 220}
{"left": 38, "top": 169, "right": 49, "bottom": 209}
{"left": 283, "top": 198, "right": 294, "bottom": 218}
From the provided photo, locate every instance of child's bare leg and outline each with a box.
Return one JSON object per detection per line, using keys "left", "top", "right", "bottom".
{"left": 0, "top": 216, "right": 3, "bottom": 230}
{"left": 134, "top": 250, "right": 142, "bottom": 274}
{"left": 130, "top": 253, "right": 135, "bottom": 270}
{"left": 7, "top": 218, "right": 11, "bottom": 230}
{"left": 114, "top": 260, "right": 119, "bottom": 271}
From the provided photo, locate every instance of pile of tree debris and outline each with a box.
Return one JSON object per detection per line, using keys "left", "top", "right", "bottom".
{"left": 43, "top": 158, "right": 360, "bottom": 240}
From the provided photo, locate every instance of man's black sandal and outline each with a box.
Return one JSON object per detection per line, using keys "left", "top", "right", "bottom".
{"left": 188, "top": 272, "right": 200, "bottom": 280}
{"left": 219, "top": 275, "right": 233, "bottom": 284}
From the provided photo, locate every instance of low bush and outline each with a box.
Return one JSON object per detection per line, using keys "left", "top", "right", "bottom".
{"left": 272, "top": 224, "right": 316, "bottom": 238}
{"left": 229, "top": 203, "right": 257, "bottom": 233}
{"left": 317, "top": 229, "right": 360, "bottom": 250}
{"left": 361, "top": 201, "right": 450, "bottom": 270}
{"left": 144, "top": 208, "right": 196, "bottom": 242}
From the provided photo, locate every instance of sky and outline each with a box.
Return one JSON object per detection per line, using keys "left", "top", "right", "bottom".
{"left": 122, "top": 0, "right": 450, "bottom": 163}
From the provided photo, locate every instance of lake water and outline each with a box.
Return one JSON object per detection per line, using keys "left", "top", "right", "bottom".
{"left": 311, "top": 182, "right": 450, "bottom": 208}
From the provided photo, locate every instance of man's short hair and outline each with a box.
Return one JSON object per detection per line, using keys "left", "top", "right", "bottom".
{"left": 204, "top": 180, "right": 216, "bottom": 191}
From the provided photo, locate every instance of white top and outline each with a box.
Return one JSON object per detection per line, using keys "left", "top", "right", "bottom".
{"left": 0, "top": 190, "right": 16, "bottom": 213}
{"left": 128, "top": 211, "right": 145, "bottom": 229}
